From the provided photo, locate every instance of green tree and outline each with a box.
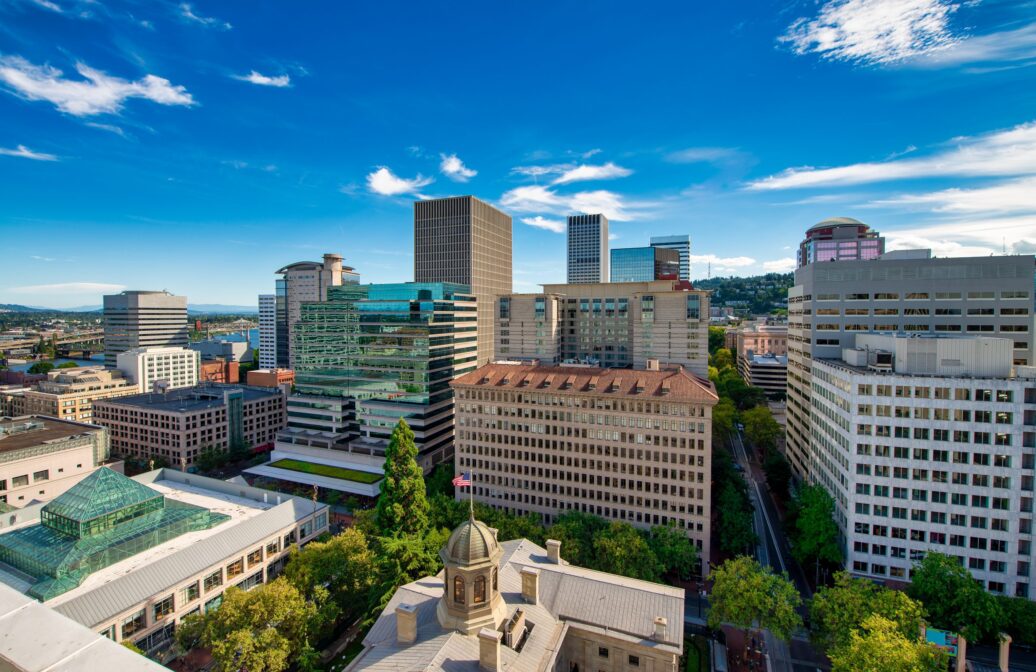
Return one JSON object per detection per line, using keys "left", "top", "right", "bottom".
{"left": 997, "top": 595, "right": 1036, "bottom": 646}
{"left": 742, "top": 405, "right": 781, "bottom": 452}
{"left": 425, "top": 462, "right": 456, "bottom": 498}
{"left": 809, "top": 571, "right": 926, "bottom": 654}
{"left": 717, "top": 483, "right": 757, "bottom": 555}
{"left": 374, "top": 419, "right": 429, "bottom": 537}
{"left": 763, "top": 450, "right": 792, "bottom": 501}
{"left": 56, "top": 360, "right": 81, "bottom": 369}
{"left": 708, "top": 326, "right": 726, "bottom": 355}
{"left": 712, "top": 398, "right": 737, "bottom": 439}
{"left": 710, "top": 347, "right": 735, "bottom": 371}
{"left": 545, "top": 510, "right": 607, "bottom": 568}
{"left": 707, "top": 555, "right": 802, "bottom": 643}
{"left": 648, "top": 521, "right": 700, "bottom": 580}
{"left": 120, "top": 640, "right": 145, "bottom": 655}
{"left": 492, "top": 511, "right": 547, "bottom": 546}
{"left": 27, "top": 361, "right": 54, "bottom": 375}
{"left": 284, "top": 528, "right": 376, "bottom": 624}
{"left": 908, "top": 552, "right": 1004, "bottom": 642}
{"left": 828, "top": 615, "right": 948, "bottom": 672}
{"left": 591, "top": 521, "right": 662, "bottom": 582}
{"left": 789, "top": 485, "right": 842, "bottom": 580}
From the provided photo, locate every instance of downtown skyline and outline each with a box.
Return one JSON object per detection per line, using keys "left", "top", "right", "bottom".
{"left": 2, "top": 0, "right": 1035, "bottom": 307}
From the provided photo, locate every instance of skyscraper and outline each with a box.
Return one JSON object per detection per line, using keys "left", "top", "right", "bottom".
{"left": 258, "top": 294, "right": 276, "bottom": 370}
{"left": 796, "top": 217, "right": 884, "bottom": 268}
{"left": 414, "top": 196, "right": 512, "bottom": 367}
{"left": 103, "top": 291, "right": 188, "bottom": 367}
{"left": 610, "top": 246, "right": 680, "bottom": 282}
{"left": 567, "top": 214, "right": 608, "bottom": 283}
{"left": 650, "top": 235, "right": 691, "bottom": 281}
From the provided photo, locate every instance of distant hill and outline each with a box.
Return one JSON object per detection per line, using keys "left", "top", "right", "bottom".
{"left": 693, "top": 272, "right": 793, "bottom": 314}
{"left": 1, "top": 303, "right": 257, "bottom": 314}
{"left": 0, "top": 304, "right": 49, "bottom": 313}
{"left": 189, "top": 304, "right": 258, "bottom": 314}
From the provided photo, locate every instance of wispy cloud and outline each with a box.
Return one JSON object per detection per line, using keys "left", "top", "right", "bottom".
{"left": 883, "top": 216, "right": 1036, "bottom": 257}
{"left": 84, "top": 121, "right": 126, "bottom": 137}
{"left": 873, "top": 176, "right": 1036, "bottom": 214}
{"left": 511, "top": 163, "right": 569, "bottom": 178}
{"left": 911, "top": 21, "right": 1036, "bottom": 69}
{"left": 748, "top": 120, "right": 1036, "bottom": 190}
{"left": 30, "top": 255, "right": 56, "bottom": 262}
{"left": 0, "top": 56, "right": 195, "bottom": 116}
{"left": 232, "top": 71, "right": 291, "bottom": 87}
{"left": 762, "top": 258, "right": 796, "bottom": 273}
{"left": 7, "top": 282, "right": 126, "bottom": 294}
{"left": 30, "top": 0, "right": 62, "bottom": 12}
{"left": 500, "top": 185, "right": 646, "bottom": 222}
{"left": 520, "top": 216, "right": 565, "bottom": 233}
{"left": 439, "top": 153, "right": 477, "bottom": 182}
{"left": 366, "top": 166, "right": 433, "bottom": 196}
{"left": 0, "top": 144, "right": 57, "bottom": 161}
{"left": 552, "top": 162, "right": 632, "bottom": 185}
{"left": 179, "top": 3, "right": 231, "bottom": 30}
{"left": 780, "top": 0, "right": 960, "bottom": 65}
{"left": 665, "top": 147, "right": 745, "bottom": 164}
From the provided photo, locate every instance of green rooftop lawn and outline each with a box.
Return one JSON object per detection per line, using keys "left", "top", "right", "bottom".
{"left": 268, "top": 458, "right": 382, "bottom": 484}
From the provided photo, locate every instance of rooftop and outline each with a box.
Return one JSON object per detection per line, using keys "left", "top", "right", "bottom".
{"left": 0, "top": 416, "right": 102, "bottom": 454}
{"left": 96, "top": 383, "right": 280, "bottom": 412}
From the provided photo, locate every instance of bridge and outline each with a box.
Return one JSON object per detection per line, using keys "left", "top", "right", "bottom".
{"left": 0, "top": 330, "right": 104, "bottom": 356}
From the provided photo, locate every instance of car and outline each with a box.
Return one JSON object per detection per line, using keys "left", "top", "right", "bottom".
{"left": 736, "top": 423, "right": 744, "bottom": 432}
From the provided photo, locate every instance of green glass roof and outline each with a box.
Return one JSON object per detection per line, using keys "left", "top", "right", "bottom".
{"left": 42, "top": 468, "right": 161, "bottom": 525}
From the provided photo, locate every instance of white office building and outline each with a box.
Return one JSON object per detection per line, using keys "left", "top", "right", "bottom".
{"left": 103, "top": 290, "right": 189, "bottom": 367}
{"left": 650, "top": 235, "right": 691, "bottom": 281}
{"left": 567, "top": 214, "right": 609, "bottom": 284}
{"left": 258, "top": 294, "right": 277, "bottom": 370}
{"left": 116, "top": 346, "right": 200, "bottom": 392}
{"left": 810, "top": 334, "right": 1036, "bottom": 599}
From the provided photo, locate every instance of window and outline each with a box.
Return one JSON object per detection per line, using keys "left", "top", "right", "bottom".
{"left": 11, "top": 475, "right": 28, "bottom": 488}
{"left": 121, "top": 609, "right": 146, "bottom": 639}
{"left": 473, "top": 575, "right": 486, "bottom": 604}
{"left": 247, "top": 548, "right": 263, "bottom": 567}
{"left": 204, "top": 570, "right": 223, "bottom": 592}
{"left": 153, "top": 594, "right": 174, "bottom": 621}
{"left": 599, "top": 647, "right": 609, "bottom": 658}
{"left": 266, "top": 539, "right": 280, "bottom": 556}
{"left": 628, "top": 656, "right": 640, "bottom": 667}
{"left": 179, "top": 581, "right": 200, "bottom": 605}
{"left": 454, "top": 576, "right": 465, "bottom": 604}
{"left": 33, "top": 470, "right": 49, "bottom": 482}
{"left": 227, "top": 558, "right": 245, "bottom": 579}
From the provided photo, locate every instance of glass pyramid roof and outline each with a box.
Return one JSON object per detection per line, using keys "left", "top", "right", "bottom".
{"left": 42, "top": 467, "right": 162, "bottom": 525}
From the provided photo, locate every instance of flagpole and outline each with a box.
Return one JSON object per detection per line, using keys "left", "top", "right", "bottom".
{"left": 469, "top": 470, "right": 474, "bottom": 519}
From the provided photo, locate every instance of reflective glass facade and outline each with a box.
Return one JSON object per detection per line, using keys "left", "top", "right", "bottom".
{"left": 610, "top": 247, "right": 680, "bottom": 283}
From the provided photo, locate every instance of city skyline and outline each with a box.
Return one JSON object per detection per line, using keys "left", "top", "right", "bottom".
{"left": 2, "top": 0, "right": 1036, "bottom": 308}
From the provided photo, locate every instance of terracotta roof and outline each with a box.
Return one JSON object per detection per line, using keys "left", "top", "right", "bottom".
{"left": 451, "top": 363, "right": 718, "bottom": 403}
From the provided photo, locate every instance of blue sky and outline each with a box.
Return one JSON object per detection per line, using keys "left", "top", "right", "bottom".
{"left": 1, "top": 0, "right": 1035, "bottom": 307}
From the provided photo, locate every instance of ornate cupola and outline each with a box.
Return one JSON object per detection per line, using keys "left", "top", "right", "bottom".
{"left": 437, "top": 513, "right": 507, "bottom": 635}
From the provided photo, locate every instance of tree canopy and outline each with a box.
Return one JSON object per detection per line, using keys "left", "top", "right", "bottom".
{"left": 592, "top": 521, "right": 663, "bottom": 582}
{"left": 374, "top": 419, "right": 429, "bottom": 537}
{"left": 647, "top": 522, "right": 700, "bottom": 581}
{"left": 27, "top": 361, "right": 54, "bottom": 374}
{"left": 809, "top": 571, "right": 926, "bottom": 654}
{"left": 908, "top": 552, "right": 1004, "bottom": 642}
{"left": 742, "top": 405, "right": 781, "bottom": 452}
{"left": 828, "top": 615, "right": 948, "bottom": 672}
{"left": 707, "top": 555, "right": 802, "bottom": 642}
{"left": 788, "top": 485, "right": 842, "bottom": 569}
{"left": 283, "top": 528, "right": 376, "bottom": 626}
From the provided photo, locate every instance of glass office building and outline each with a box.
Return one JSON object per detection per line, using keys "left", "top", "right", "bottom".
{"left": 610, "top": 246, "right": 680, "bottom": 283}
{"left": 797, "top": 217, "right": 885, "bottom": 268}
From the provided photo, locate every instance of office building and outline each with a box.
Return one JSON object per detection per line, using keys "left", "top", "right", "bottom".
{"left": 247, "top": 368, "right": 295, "bottom": 388}
{"left": 103, "top": 291, "right": 189, "bottom": 367}
{"left": 198, "top": 359, "right": 239, "bottom": 384}
{"left": 189, "top": 338, "right": 252, "bottom": 363}
{"left": 737, "top": 323, "right": 788, "bottom": 356}
{"left": 92, "top": 383, "right": 286, "bottom": 467}
{"left": 796, "top": 217, "right": 885, "bottom": 268}
{"left": 116, "top": 346, "right": 201, "bottom": 393}
{"left": 809, "top": 334, "right": 1036, "bottom": 599}
{"left": 737, "top": 351, "right": 787, "bottom": 396}
{"left": 650, "top": 235, "right": 691, "bottom": 281}
{"left": 258, "top": 293, "right": 277, "bottom": 370}
{"left": 497, "top": 280, "right": 709, "bottom": 377}
{"left": 414, "top": 196, "right": 513, "bottom": 367}
{"left": 2, "top": 366, "right": 137, "bottom": 422}
{"left": 349, "top": 517, "right": 684, "bottom": 672}
{"left": 274, "top": 253, "right": 359, "bottom": 369}
{"left": 453, "top": 361, "right": 716, "bottom": 563}
{"left": 786, "top": 248, "right": 1035, "bottom": 480}
{"left": 567, "top": 213, "right": 609, "bottom": 284}
{"left": 0, "top": 416, "right": 117, "bottom": 509}
{"left": 0, "top": 467, "right": 328, "bottom": 655}
{"left": 610, "top": 246, "right": 680, "bottom": 283}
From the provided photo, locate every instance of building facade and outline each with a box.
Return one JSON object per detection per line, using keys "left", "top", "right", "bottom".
{"left": 4, "top": 366, "right": 137, "bottom": 422}
{"left": 116, "top": 346, "right": 201, "bottom": 393}
{"left": 246, "top": 368, "right": 295, "bottom": 388}
{"left": 786, "top": 250, "right": 1035, "bottom": 480}
{"left": 103, "top": 291, "right": 189, "bottom": 367}
{"left": 737, "top": 352, "right": 788, "bottom": 396}
{"left": 650, "top": 235, "right": 691, "bottom": 282}
{"left": 736, "top": 323, "right": 788, "bottom": 356}
{"left": 92, "top": 383, "right": 286, "bottom": 467}
{"left": 452, "top": 361, "right": 717, "bottom": 563}
{"left": 567, "top": 213, "right": 609, "bottom": 284}
{"left": 610, "top": 246, "right": 680, "bottom": 283}
{"left": 274, "top": 253, "right": 358, "bottom": 369}
{"left": 414, "top": 196, "right": 513, "bottom": 367}
{"left": 497, "top": 280, "right": 710, "bottom": 377}
{"left": 258, "top": 294, "right": 277, "bottom": 370}
{"left": 189, "top": 338, "right": 252, "bottom": 363}
{"left": 808, "top": 334, "right": 1036, "bottom": 599}
{"left": 198, "top": 359, "right": 239, "bottom": 384}
{"left": 0, "top": 416, "right": 117, "bottom": 509}
{"left": 796, "top": 217, "right": 885, "bottom": 268}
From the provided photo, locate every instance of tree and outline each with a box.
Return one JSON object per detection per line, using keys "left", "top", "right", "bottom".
{"left": 828, "top": 615, "right": 948, "bottom": 672}
{"left": 120, "top": 640, "right": 145, "bottom": 655}
{"left": 492, "top": 511, "right": 546, "bottom": 546}
{"left": 374, "top": 419, "right": 429, "bottom": 537}
{"left": 648, "top": 522, "right": 700, "bottom": 580}
{"left": 708, "top": 326, "right": 726, "bottom": 355}
{"left": 763, "top": 450, "right": 792, "bottom": 501}
{"left": 284, "top": 528, "right": 377, "bottom": 625}
{"left": 591, "top": 522, "right": 662, "bottom": 582}
{"left": 742, "top": 405, "right": 781, "bottom": 452}
{"left": 425, "top": 462, "right": 455, "bottom": 498}
{"left": 27, "top": 361, "right": 54, "bottom": 375}
{"left": 997, "top": 595, "right": 1036, "bottom": 646}
{"left": 908, "top": 552, "right": 1004, "bottom": 642}
{"left": 717, "top": 483, "right": 756, "bottom": 555}
{"left": 710, "top": 347, "right": 734, "bottom": 371}
{"left": 197, "top": 578, "right": 318, "bottom": 672}
{"left": 789, "top": 485, "right": 842, "bottom": 580}
{"left": 56, "top": 361, "right": 80, "bottom": 369}
{"left": 712, "top": 398, "right": 737, "bottom": 439}
{"left": 708, "top": 556, "right": 802, "bottom": 643}
{"left": 545, "top": 510, "right": 607, "bottom": 568}
{"left": 809, "top": 571, "right": 926, "bottom": 654}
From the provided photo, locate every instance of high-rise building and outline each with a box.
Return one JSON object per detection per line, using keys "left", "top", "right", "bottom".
{"left": 496, "top": 280, "right": 709, "bottom": 377}
{"left": 258, "top": 294, "right": 277, "bottom": 369}
{"left": 274, "top": 253, "right": 359, "bottom": 369}
{"left": 567, "top": 214, "right": 608, "bottom": 283}
{"left": 796, "top": 217, "right": 885, "bottom": 268}
{"left": 786, "top": 243, "right": 1035, "bottom": 481}
{"left": 414, "top": 196, "right": 512, "bottom": 367}
{"left": 453, "top": 361, "right": 717, "bottom": 563}
{"left": 610, "top": 246, "right": 680, "bottom": 283}
{"left": 809, "top": 334, "right": 1036, "bottom": 599}
{"left": 650, "top": 235, "right": 691, "bottom": 281}
{"left": 116, "top": 346, "right": 201, "bottom": 392}
{"left": 103, "top": 291, "right": 188, "bottom": 367}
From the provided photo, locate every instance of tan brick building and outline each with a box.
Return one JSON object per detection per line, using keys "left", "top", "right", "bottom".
{"left": 4, "top": 366, "right": 138, "bottom": 423}
{"left": 452, "top": 361, "right": 717, "bottom": 565}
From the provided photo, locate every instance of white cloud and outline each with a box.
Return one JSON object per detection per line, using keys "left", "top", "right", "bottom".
{"left": 30, "top": 255, "right": 56, "bottom": 262}
{"left": 499, "top": 185, "right": 568, "bottom": 212}
{"left": 748, "top": 120, "right": 1036, "bottom": 190}
{"left": 439, "top": 153, "right": 477, "bottom": 182}
{"left": 85, "top": 121, "right": 126, "bottom": 137}
{"left": 0, "top": 56, "right": 195, "bottom": 116}
{"left": 762, "top": 258, "right": 797, "bottom": 273}
{"left": 232, "top": 71, "right": 291, "bottom": 87}
{"left": 581, "top": 148, "right": 602, "bottom": 159}
{"left": 180, "top": 3, "right": 231, "bottom": 30}
{"left": 366, "top": 166, "right": 433, "bottom": 196}
{"left": 7, "top": 282, "right": 126, "bottom": 294}
{"left": 912, "top": 21, "right": 1036, "bottom": 68}
{"left": 511, "top": 163, "right": 569, "bottom": 178}
{"left": 31, "top": 0, "right": 62, "bottom": 12}
{"left": 873, "top": 176, "right": 1036, "bottom": 214}
{"left": 608, "top": 233, "right": 619, "bottom": 241}
{"left": 780, "top": 0, "right": 960, "bottom": 65}
{"left": 0, "top": 144, "right": 57, "bottom": 161}
{"left": 520, "top": 216, "right": 565, "bottom": 233}
{"left": 882, "top": 215, "right": 1036, "bottom": 257}
{"left": 500, "top": 185, "right": 642, "bottom": 222}
{"left": 688, "top": 254, "right": 756, "bottom": 269}
{"left": 552, "top": 162, "right": 632, "bottom": 185}
{"left": 665, "top": 147, "right": 744, "bottom": 164}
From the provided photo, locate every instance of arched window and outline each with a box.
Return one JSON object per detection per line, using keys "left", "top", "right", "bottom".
{"left": 492, "top": 568, "right": 498, "bottom": 592}
{"left": 474, "top": 575, "right": 486, "bottom": 604}
{"left": 453, "top": 576, "right": 465, "bottom": 604}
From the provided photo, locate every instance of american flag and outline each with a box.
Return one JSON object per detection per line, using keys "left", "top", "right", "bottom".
{"left": 452, "top": 472, "right": 471, "bottom": 487}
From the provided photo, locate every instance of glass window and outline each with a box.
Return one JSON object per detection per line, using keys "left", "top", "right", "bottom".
{"left": 153, "top": 595, "right": 174, "bottom": 621}
{"left": 204, "top": 570, "right": 223, "bottom": 592}
{"left": 121, "top": 609, "right": 146, "bottom": 639}
{"left": 453, "top": 576, "right": 465, "bottom": 604}
{"left": 474, "top": 575, "right": 486, "bottom": 604}
{"left": 247, "top": 548, "right": 264, "bottom": 567}
{"left": 599, "top": 647, "right": 609, "bottom": 658}
{"left": 629, "top": 655, "right": 640, "bottom": 667}
{"left": 179, "top": 581, "right": 200, "bottom": 605}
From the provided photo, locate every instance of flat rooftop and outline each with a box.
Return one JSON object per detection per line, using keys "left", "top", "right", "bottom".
{"left": 100, "top": 383, "right": 280, "bottom": 412}
{"left": 0, "top": 416, "right": 101, "bottom": 454}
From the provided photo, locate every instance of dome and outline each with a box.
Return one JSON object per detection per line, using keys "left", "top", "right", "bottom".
{"left": 443, "top": 517, "right": 500, "bottom": 565}
{"left": 807, "top": 217, "right": 866, "bottom": 232}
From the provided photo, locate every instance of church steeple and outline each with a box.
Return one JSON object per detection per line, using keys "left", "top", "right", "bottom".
{"left": 437, "top": 516, "right": 507, "bottom": 635}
